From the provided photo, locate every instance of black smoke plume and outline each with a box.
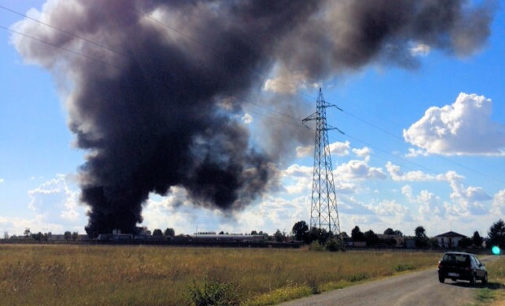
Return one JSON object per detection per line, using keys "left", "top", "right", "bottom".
{"left": 12, "top": 0, "right": 494, "bottom": 236}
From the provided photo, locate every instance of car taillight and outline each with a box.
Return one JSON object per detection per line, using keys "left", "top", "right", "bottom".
{"left": 438, "top": 261, "right": 442, "bottom": 269}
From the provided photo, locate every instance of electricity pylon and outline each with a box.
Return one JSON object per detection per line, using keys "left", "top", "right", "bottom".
{"left": 302, "top": 88, "right": 342, "bottom": 235}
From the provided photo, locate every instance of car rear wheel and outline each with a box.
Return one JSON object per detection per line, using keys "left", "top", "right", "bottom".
{"left": 439, "top": 275, "right": 445, "bottom": 283}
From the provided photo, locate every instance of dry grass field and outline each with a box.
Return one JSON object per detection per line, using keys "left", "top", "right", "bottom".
{"left": 0, "top": 244, "right": 442, "bottom": 305}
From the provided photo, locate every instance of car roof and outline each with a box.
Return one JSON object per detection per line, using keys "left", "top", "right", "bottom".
{"left": 443, "top": 252, "right": 474, "bottom": 256}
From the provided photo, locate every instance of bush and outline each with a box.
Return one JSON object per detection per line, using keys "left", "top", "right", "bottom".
{"left": 309, "top": 241, "right": 325, "bottom": 251}
{"left": 394, "top": 264, "right": 415, "bottom": 272}
{"left": 187, "top": 279, "right": 239, "bottom": 306}
{"left": 325, "top": 239, "right": 344, "bottom": 252}
{"left": 347, "top": 272, "right": 369, "bottom": 282}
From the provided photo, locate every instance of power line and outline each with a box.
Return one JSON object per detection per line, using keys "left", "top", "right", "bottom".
{"left": 3, "top": 4, "right": 501, "bottom": 188}
{"left": 0, "top": 25, "right": 121, "bottom": 70}
{"left": 0, "top": 4, "right": 126, "bottom": 57}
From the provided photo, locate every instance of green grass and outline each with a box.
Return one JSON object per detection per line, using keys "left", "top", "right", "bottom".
{"left": 0, "top": 245, "right": 442, "bottom": 305}
{"left": 473, "top": 257, "right": 505, "bottom": 306}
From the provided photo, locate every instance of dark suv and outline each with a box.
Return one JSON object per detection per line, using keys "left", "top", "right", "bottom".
{"left": 438, "top": 252, "right": 487, "bottom": 285}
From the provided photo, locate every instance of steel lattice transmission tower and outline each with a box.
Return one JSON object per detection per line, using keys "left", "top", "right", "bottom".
{"left": 302, "top": 88, "right": 343, "bottom": 235}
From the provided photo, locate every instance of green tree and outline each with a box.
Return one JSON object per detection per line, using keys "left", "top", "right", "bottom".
{"left": 351, "top": 226, "right": 365, "bottom": 242}
{"left": 274, "top": 229, "right": 285, "bottom": 242}
{"left": 64, "top": 231, "right": 72, "bottom": 241}
{"left": 164, "top": 228, "right": 175, "bottom": 237}
{"left": 414, "top": 226, "right": 429, "bottom": 248}
{"left": 72, "top": 232, "right": 79, "bottom": 241}
{"left": 393, "top": 230, "right": 403, "bottom": 237}
{"left": 488, "top": 219, "right": 505, "bottom": 249}
{"left": 31, "top": 232, "right": 43, "bottom": 241}
{"left": 250, "top": 230, "right": 258, "bottom": 235}
{"left": 292, "top": 221, "right": 309, "bottom": 241}
{"left": 472, "top": 231, "right": 483, "bottom": 248}
{"left": 458, "top": 237, "right": 473, "bottom": 248}
{"left": 152, "top": 229, "right": 163, "bottom": 237}
{"left": 24, "top": 228, "right": 31, "bottom": 238}
{"left": 364, "top": 230, "right": 379, "bottom": 246}
{"left": 384, "top": 228, "right": 395, "bottom": 235}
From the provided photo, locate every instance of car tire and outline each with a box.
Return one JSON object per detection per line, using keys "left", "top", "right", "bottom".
{"left": 482, "top": 273, "right": 488, "bottom": 285}
{"left": 470, "top": 273, "right": 476, "bottom": 286}
{"left": 439, "top": 275, "right": 445, "bottom": 283}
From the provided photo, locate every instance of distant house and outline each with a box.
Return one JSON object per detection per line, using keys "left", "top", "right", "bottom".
{"left": 435, "top": 231, "right": 467, "bottom": 248}
{"left": 404, "top": 237, "right": 416, "bottom": 249}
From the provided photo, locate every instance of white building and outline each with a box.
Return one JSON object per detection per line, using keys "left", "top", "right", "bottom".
{"left": 435, "top": 231, "right": 467, "bottom": 248}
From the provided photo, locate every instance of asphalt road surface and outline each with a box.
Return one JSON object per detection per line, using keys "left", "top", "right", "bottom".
{"left": 280, "top": 256, "right": 499, "bottom": 306}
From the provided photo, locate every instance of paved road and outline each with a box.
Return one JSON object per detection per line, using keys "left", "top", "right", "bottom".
{"left": 280, "top": 256, "right": 498, "bottom": 306}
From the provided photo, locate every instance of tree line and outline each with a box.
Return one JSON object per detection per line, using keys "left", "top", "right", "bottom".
{"left": 288, "top": 219, "right": 505, "bottom": 251}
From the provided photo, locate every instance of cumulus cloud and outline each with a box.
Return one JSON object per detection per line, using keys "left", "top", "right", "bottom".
{"left": 142, "top": 190, "right": 310, "bottom": 235}
{"left": 335, "top": 159, "right": 386, "bottom": 180}
{"left": 417, "top": 190, "right": 446, "bottom": 217}
{"left": 446, "top": 172, "right": 491, "bottom": 216}
{"left": 386, "top": 161, "right": 442, "bottom": 181}
{"left": 491, "top": 190, "right": 505, "bottom": 215}
{"left": 28, "top": 174, "right": 86, "bottom": 224}
{"left": 368, "top": 200, "right": 409, "bottom": 217}
{"left": 352, "top": 146, "right": 371, "bottom": 159}
{"left": 296, "top": 140, "right": 351, "bottom": 158}
{"left": 401, "top": 185, "right": 413, "bottom": 199}
{"left": 329, "top": 141, "right": 351, "bottom": 156}
{"left": 404, "top": 92, "right": 505, "bottom": 155}
{"left": 0, "top": 215, "right": 66, "bottom": 236}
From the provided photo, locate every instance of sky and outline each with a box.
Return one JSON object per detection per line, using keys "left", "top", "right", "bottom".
{"left": 0, "top": 1, "right": 504, "bottom": 237}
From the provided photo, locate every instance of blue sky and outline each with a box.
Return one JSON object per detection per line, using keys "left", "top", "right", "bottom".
{"left": 0, "top": 1, "right": 504, "bottom": 237}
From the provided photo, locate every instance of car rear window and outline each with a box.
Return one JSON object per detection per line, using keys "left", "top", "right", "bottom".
{"left": 442, "top": 254, "right": 469, "bottom": 265}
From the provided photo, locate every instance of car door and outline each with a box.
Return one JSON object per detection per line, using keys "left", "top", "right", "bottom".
{"left": 473, "top": 256, "right": 485, "bottom": 278}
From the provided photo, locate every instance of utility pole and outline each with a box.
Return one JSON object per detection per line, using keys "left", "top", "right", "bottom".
{"left": 302, "top": 88, "right": 342, "bottom": 235}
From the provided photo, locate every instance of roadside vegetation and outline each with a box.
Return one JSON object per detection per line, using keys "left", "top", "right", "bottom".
{"left": 474, "top": 257, "right": 505, "bottom": 305}
{"left": 0, "top": 244, "right": 441, "bottom": 305}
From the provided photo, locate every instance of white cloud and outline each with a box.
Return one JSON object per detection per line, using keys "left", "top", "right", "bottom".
{"left": 241, "top": 113, "right": 253, "bottom": 124}
{"left": 27, "top": 174, "right": 86, "bottom": 225}
{"left": 352, "top": 146, "right": 371, "bottom": 158}
{"left": 368, "top": 200, "right": 409, "bottom": 217}
{"left": 0, "top": 178, "right": 4, "bottom": 184}
{"left": 335, "top": 159, "right": 386, "bottom": 180}
{"left": 296, "top": 141, "right": 351, "bottom": 158}
{"left": 404, "top": 92, "right": 505, "bottom": 155}
{"left": 417, "top": 190, "right": 446, "bottom": 217}
{"left": 0, "top": 215, "right": 66, "bottom": 236}
{"left": 410, "top": 43, "right": 431, "bottom": 56}
{"left": 446, "top": 173, "right": 491, "bottom": 216}
{"left": 405, "top": 148, "right": 428, "bottom": 158}
{"left": 386, "top": 161, "right": 439, "bottom": 181}
{"left": 491, "top": 190, "right": 505, "bottom": 215}
{"left": 385, "top": 161, "right": 465, "bottom": 183}
{"left": 401, "top": 185, "right": 413, "bottom": 199}
{"left": 328, "top": 141, "right": 350, "bottom": 156}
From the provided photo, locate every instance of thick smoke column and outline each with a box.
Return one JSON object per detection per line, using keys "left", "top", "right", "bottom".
{"left": 12, "top": 0, "right": 494, "bottom": 236}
